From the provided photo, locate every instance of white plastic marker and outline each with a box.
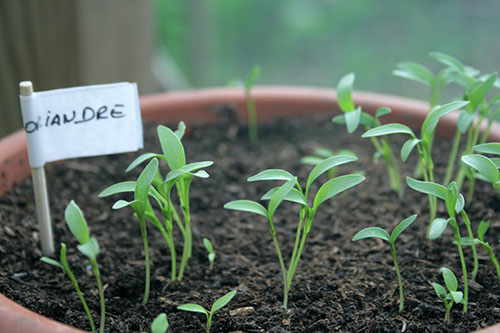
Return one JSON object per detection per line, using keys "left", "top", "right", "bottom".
{"left": 19, "top": 81, "right": 143, "bottom": 255}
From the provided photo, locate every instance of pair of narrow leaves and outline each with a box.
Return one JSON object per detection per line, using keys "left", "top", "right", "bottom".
{"left": 225, "top": 155, "right": 365, "bottom": 220}
{"left": 352, "top": 214, "right": 417, "bottom": 245}
{"left": 63, "top": 200, "right": 100, "bottom": 259}
{"left": 177, "top": 290, "right": 237, "bottom": 318}
{"left": 433, "top": 267, "right": 464, "bottom": 304}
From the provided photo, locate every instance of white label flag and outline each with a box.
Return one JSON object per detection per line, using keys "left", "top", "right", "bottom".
{"left": 20, "top": 82, "right": 143, "bottom": 168}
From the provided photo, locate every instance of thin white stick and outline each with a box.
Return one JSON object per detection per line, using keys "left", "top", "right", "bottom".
{"left": 20, "top": 81, "right": 54, "bottom": 255}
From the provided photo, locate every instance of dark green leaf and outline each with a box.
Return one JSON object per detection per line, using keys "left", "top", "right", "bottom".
{"left": 268, "top": 178, "right": 297, "bottom": 218}
{"left": 247, "top": 169, "right": 295, "bottom": 182}
{"left": 390, "top": 214, "right": 418, "bottom": 243}
{"left": 345, "top": 107, "right": 361, "bottom": 133}
{"left": 406, "top": 177, "right": 447, "bottom": 200}
{"left": 428, "top": 218, "right": 449, "bottom": 240}
{"left": 441, "top": 267, "right": 458, "bottom": 292}
{"left": 352, "top": 227, "right": 390, "bottom": 242}
{"left": 362, "top": 123, "right": 414, "bottom": 138}
{"left": 211, "top": 290, "right": 237, "bottom": 313}
{"left": 157, "top": 125, "right": 186, "bottom": 169}
{"left": 64, "top": 200, "right": 90, "bottom": 245}
{"left": 461, "top": 154, "right": 499, "bottom": 184}
{"left": 313, "top": 174, "right": 365, "bottom": 211}
{"left": 401, "top": 138, "right": 421, "bottom": 162}
{"left": 337, "top": 73, "right": 356, "bottom": 112}
{"left": 224, "top": 200, "right": 268, "bottom": 218}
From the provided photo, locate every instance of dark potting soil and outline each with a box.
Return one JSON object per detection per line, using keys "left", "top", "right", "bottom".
{"left": 1, "top": 109, "right": 500, "bottom": 333}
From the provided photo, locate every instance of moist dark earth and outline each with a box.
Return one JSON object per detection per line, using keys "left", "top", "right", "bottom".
{"left": 1, "top": 111, "right": 500, "bottom": 332}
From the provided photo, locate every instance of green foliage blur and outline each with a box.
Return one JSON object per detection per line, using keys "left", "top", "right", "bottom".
{"left": 155, "top": 0, "right": 499, "bottom": 99}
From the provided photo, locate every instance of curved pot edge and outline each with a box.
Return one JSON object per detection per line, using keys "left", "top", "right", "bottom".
{"left": 0, "top": 86, "right": 498, "bottom": 332}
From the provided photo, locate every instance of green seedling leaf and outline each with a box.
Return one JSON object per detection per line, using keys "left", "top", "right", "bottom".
{"left": 313, "top": 174, "right": 365, "bottom": 211}
{"left": 337, "top": 73, "right": 356, "bottom": 112}
{"left": 352, "top": 227, "right": 390, "bottom": 242}
{"left": 315, "top": 148, "right": 335, "bottom": 158}
{"left": 448, "top": 70, "right": 478, "bottom": 91}
{"left": 203, "top": 238, "right": 213, "bottom": 253}
{"left": 441, "top": 267, "right": 458, "bottom": 292}
{"left": 406, "top": 177, "right": 447, "bottom": 200}
{"left": 126, "top": 153, "right": 166, "bottom": 172}
{"left": 224, "top": 200, "right": 268, "bottom": 218}
{"left": 345, "top": 107, "right": 361, "bottom": 133}
{"left": 135, "top": 158, "right": 159, "bottom": 207}
{"left": 375, "top": 107, "right": 392, "bottom": 119}
{"left": 401, "top": 138, "right": 421, "bottom": 162}
{"left": 208, "top": 253, "right": 215, "bottom": 262}
{"left": 40, "top": 257, "right": 62, "bottom": 268}
{"left": 182, "top": 161, "right": 214, "bottom": 173}
{"left": 455, "top": 193, "right": 465, "bottom": 213}
{"left": 457, "top": 110, "right": 476, "bottom": 134}
{"left": 157, "top": 125, "right": 186, "bottom": 169}
{"left": 454, "top": 237, "right": 480, "bottom": 246}
{"left": 77, "top": 237, "right": 100, "bottom": 259}
{"left": 247, "top": 169, "right": 295, "bottom": 182}
{"left": 268, "top": 178, "right": 297, "bottom": 218}
{"left": 300, "top": 156, "right": 325, "bottom": 165}
{"left": 450, "top": 291, "right": 464, "bottom": 304}
{"left": 433, "top": 282, "right": 447, "bottom": 300}
{"left": 393, "top": 61, "right": 433, "bottom": 86}
{"left": 151, "top": 313, "right": 169, "bottom": 333}
{"left": 65, "top": 200, "right": 90, "bottom": 245}
{"left": 421, "top": 101, "right": 470, "bottom": 140}
{"left": 261, "top": 187, "right": 307, "bottom": 206}
{"left": 474, "top": 143, "right": 500, "bottom": 155}
{"left": 112, "top": 199, "right": 135, "bottom": 210}
{"left": 306, "top": 155, "right": 358, "bottom": 192}
{"left": 245, "top": 65, "right": 261, "bottom": 90}
{"left": 190, "top": 170, "right": 209, "bottom": 178}
{"left": 429, "top": 52, "right": 466, "bottom": 72}
{"left": 462, "top": 154, "right": 499, "bottom": 184}
{"left": 177, "top": 304, "right": 208, "bottom": 315}
{"left": 428, "top": 218, "right": 449, "bottom": 240}
{"left": 99, "top": 181, "right": 137, "bottom": 197}
{"left": 211, "top": 290, "right": 237, "bottom": 313}
{"left": 175, "top": 121, "right": 186, "bottom": 140}
{"left": 362, "top": 123, "right": 414, "bottom": 138}
{"left": 470, "top": 72, "right": 498, "bottom": 111}
{"left": 390, "top": 214, "right": 418, "bottom": 243}
{"left": 478, "top": 220, "right": 490, "bottom": 242}
{"left": 445, "top": 182, "right": 458, "bottom": 216}
{"left": 332, "top": 112, "right": 377, "bottom": 127}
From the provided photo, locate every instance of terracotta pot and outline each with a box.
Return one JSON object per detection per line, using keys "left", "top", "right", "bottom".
{"left": 0, "top": 86, "right": 499, "bottom": 332}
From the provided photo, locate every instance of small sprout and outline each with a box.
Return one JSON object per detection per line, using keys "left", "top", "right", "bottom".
{"left": 41, "top": 201, "right": 105, "bottom": 333}
{"left": 142, "top": 313, "right": 168, "bottom": 333}
{"left": 177, "top": 290, "right": 236, "bottom": 333}
{"left": 433, "top": 267, "right": 464, "bottom": 324}
{"left": 203, "top": 238, "right": 216, "bottom": 271}
{"left": 352, "top": 214, "right": 417, "bottom": 312}
{"left": 462, "top": 142, "right": 500, "bottom": 193}
{"left": 301, "top": 148, "right": 356, "bottom": 178}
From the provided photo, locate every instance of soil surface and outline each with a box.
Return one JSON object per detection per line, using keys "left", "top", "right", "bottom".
{"left": 1, "top": 110, "right": 500, "bottom": 332}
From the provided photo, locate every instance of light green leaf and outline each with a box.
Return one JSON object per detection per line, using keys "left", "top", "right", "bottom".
{"left": 247, "top": 169, "right": 295, "bottom": 182}
{"left": 362, "top": 123, "right": 414, "bottom": 138}
{"left": 474, "top": 143, "right": 500, "bottom": 155}
{"left": 268, "top": 178, "right": 297, "bottom": 218}
{"left": 332, "top": 112, "right": 376, "bottom": 127}
{"left": 337, "top": 73, "right": 356, "bottom": 112}
{"left": 40, "top": 257, "right": 62, "bottom": 268}
{"left": 429, "top": 52, "right": 466, "bottom": 72}
{"left": 390, "top": 214, "right": 418, "bottom": 243}
{"left": 175, "top": 121, "right": 186, "bottom": 140}
{"left": 125, "top": 153, "right": 166, "bottom": 173}
{"left": 203, "top": 238, "right": 213, "bottom": 253}
{"left": 314, "top": 148, "right": 336, "bottom": 158}
{"left": 454, "top": 237, "right": 480, "bottom": 246}
{"left": 306, "top": 155, "right": 358, "bottom": 193}
{"left": 462, "top": 154, "right": 499, "bottom": 184}
{"left": 406, "top": 177, "right": 447, "bottom": 200}
{"left": 190, "top": 170, "right": 209, "bottom": 178}
{"left": 401, "top": 138, "right": 421, "bottom": 162}
{"left": 112, "top": 199, "right": 135, "bottom": 210}
{"left": 478, "top": 220, "right": 490, "bottom": 242}
{"left": 224, "top": 200, "right": 268, "bottom": 218}
{"left": 441, "top": 267, "right": 458, "bottom": 292}
{"left": 135, "top": 158, "right": 159, "bottom": 207}
{"left": 245, "top": 65, "right": 261, "bottom": 90}
{"left": 157, "top": 125, "right": 186, "bottom": 169}
{"left": 208, "top": 253, "right": 215, "bottom": 262}
{"left": 177, "top": 304, "right": 208, "bottom": 316}
{"left": 352, "top": 227, "right": 390, "bottom": 242}
{"left": 433, "top": 282, "right": 447, "bottom": 300}
{"left": 421, "top": 101, "right": 470, "bottom": 140}
{"left": 300, "top": 156, "right": 325, "bottom": 165}
{"left": 261, "top": 187, "right": 307, "bottom": 206}
{"left": 211, "top": 290, "right": 237, "bottom": 313}
{"left": 450, "top": 291, "right": 464, "bottom": 304}
{"left": 345, "top": 107, "right": 361, "bottom": 133}
{"left": 455, "top": 193, "right": 465, "bottom": 213}
{"left": 151, "top": 313, "right": 169, "bottom": 333}
{"left": 469, "top": 72, "right": 497, "bottom": 111}
{"left": 448, "top": 70, "right": 478, "bottom": 91}
{"left": 181, "top": 161, "right": 214, "bottom": 173}
{"left": 457, "top": 110, "right": 475, "bottom": 134}
{"left": 393, "top": 62, "right": 433, "bottom": 86}
{"left": 375, "top": 107, "right": 392, "bottom": 119}
{"left": 428, "top": 218, "right": 449, "bottom": 240}
{"left": 98, "top": 181, "right": 137, "bottom": 197}
{"left": 445, "top": 182, "right": 458, "bottom": 216}
{"left": 77, "top": 237, "right": 100, "bottom": 259}
{"left": 313, "top": 174, "right": 365, "bottom": 211}
{"left": 64, "top": 200, "right": 89, "bottom": 245}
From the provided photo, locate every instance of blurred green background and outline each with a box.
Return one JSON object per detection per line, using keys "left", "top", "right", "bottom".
{"left": 155, "top": 0, "right": 499, "bottom": 100}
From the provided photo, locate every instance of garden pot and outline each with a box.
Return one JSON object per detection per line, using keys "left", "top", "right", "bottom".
{"left": 0, "top": 86, "right": 499, "bottom": 332}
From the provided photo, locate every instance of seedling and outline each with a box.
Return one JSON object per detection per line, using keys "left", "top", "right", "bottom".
{"left": 41, "top": 201, "right": 105, "bottom": 333}
{"left": 301, "top": 147, "right": 355, "bottom": 178}
{"left": 363, "top": 100, "right": 470, "bottom": 236}
{"left": 352, "top": 214, "right": 417, "bottom": 312}
{"left": 99, "top": 122, "right": 213, "bottom": 287}
{"left": 203, "top": 238, "right": 216, "bottom": 271}
{"left": 225, "top": 155, "right": 364, "bottom": 308}
{"left": 455, "top": 221, "right": 500, "bottom": 281}
{"left": 407, "top": 177, "right": 479, "bottom": 312}
{"left": 433, "top": 267, "right": 464, "bottom": 324}
{"left": 142, "top": 313, "right": 169, "bottom": 333}
{"left": 462, "top": 142, "right": 500, "bottom": 193}
{"left": 333, "top": 73, "right": 402, "bottom": 197}
{"left": 177, "top": 290, "right": 236, "bottom": 333}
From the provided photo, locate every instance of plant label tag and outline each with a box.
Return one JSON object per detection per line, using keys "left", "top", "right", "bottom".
{"left": 20, "top": 82, "right": 143, "bottom": 168}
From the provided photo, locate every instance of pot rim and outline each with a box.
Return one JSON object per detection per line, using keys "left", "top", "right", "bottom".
{"left": 0, "top": 86, "right": 498, "bottom": 332}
